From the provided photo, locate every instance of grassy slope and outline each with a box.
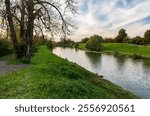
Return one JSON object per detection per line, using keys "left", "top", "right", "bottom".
{"left": 0, "top": 46, "right": 137, "bottom": 99}
{"left": 79, "top": 43, "right": 150, "bottom": 57}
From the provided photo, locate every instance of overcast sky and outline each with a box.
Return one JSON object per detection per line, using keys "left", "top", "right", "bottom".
{"left": 69, "top": 0, "right": 150, "bottom": 41}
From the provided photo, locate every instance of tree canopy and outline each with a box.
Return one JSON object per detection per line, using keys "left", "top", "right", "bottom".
{"left": 0, "top": 0, "right": 77, "bottom": 62}
{"left": 115, "top": 28, "right": 128, "bottom": 43}
{"left": 144, "top": 29, "right": 150, "bottom": 44}
{"left": 85, "top": 35, "right": 103, "bottom": 51}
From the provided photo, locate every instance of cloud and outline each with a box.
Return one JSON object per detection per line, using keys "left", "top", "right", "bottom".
{"left": 70, "top": 0, "right": 150, "bottom": 41}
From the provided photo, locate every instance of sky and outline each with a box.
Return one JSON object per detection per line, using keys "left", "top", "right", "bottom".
{"left": 69, "top": 0, "right": 150, "bottom": 41}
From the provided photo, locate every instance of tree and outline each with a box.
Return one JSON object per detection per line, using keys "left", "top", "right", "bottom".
{"left": 1, "top": 0, "right": 77, "bottom": 62}
{"left": 115, "top": 28, "right": 128, "bottom": 43}
{"left": 58, "top": 38, "right": 75, "bottom": 47}
{"left": 130, "top": 36, "right": 143, "bottom": 45}
{"left": 144, "top": 29, "right": 150, "bottom": 44}
{"left": 123, "top": 36, "right": 130, "bottom": 43}
{"left": 85, "top": 35, "right": 103, "bottom": 51}
{"left": 81, "top": 37, "right": 89, "bottom": 43}
{"left": 4, "top": 0, "right": 19, "bottom": 58}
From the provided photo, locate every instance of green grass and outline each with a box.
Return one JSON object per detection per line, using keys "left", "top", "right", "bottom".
{"left": 0, "top": 46, "right": 137, "bottom": 99}
{"left": 79, "top": 43, "right": 150, "bottom": 58}
{"left": 103, "top": 43, "right": 150, "bottom": 57}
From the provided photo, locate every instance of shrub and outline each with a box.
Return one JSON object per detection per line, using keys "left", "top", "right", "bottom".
{"left": 129, "top": 36, "right": 144, "bottom": 45}
{"left": 85, "top": 35, "right": 103, "bottom": 51}
{"left": 103, "top": 38, "right": 115, "bottom": 43}
{"left": 57, "top": 38, "right": 75, "bottom": 47}
{"left": 0, "top": 39, "right": 12, "bottom": 57}
{"left": 46, "top": 40, "right": 56, "bottom": 51}
{"left": 81, "top": 38, "right": 89, "bottom": 43}
{"left": 74, "top": 43, "right": 79, "bottom": 48}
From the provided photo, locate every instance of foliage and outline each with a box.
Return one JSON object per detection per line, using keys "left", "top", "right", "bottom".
{"left": 0, "top": 38, "right": 12, "bottom": 57}
{"left": 103, "top": 38, "right": 115, "bottom": 43}
{"left": 123, "top": 36, "right": 130, "bottom": 43}
{"left": 45, "top": 40, "right": 57, "bottom": 51}
{"left": 115, "top": 29, "right": 128, "bottom": 43}
{"left": 1, "top": 0, "right": 77, "bottom": 62}
{"left": 74, "top": 43, "right": 79, "bottom": 48}
{"left": 0, "top": 46, "right": 137, "bottom": 99}
{"left": 129, "top": 36, "right": 144, "bottom": 45}
{"left": 57, "top": 39, "right": 75, "bottom": 47}
{"left": 81, "top": 38, "right": 89, "bottom": 43}
{"left": 85, "top": 35, "right": 103, "bottom": 51}
{"left": 144, "top": 29, "right": 150, "bottom": 44}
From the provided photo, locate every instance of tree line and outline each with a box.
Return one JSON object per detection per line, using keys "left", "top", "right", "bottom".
{"left": 80, "top": 29, "right": 150, "bottom": 51}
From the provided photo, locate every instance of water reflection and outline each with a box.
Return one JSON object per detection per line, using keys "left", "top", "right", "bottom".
{"left": 114, "top": 56, "right": 126, "bottom": 72}
{"left": 85, "top": 52, "right": 102, "bottom": 68}
{"left": 53, "top": 47, "right": 150, "bottom": 99}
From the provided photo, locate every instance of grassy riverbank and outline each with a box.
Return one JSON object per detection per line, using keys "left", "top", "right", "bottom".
{"left": 0, "top": 46, "right": 137, "bottom": 99}
{"left": 79, "top": 43, "right": 150, "bottom": 59}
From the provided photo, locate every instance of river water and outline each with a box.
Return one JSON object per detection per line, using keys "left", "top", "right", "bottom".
{"left": 53, "top": 47, "right": 150, "bottom": 99}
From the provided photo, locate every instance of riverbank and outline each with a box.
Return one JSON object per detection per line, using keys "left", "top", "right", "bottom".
{"left": 0, "top": 46, "right": 137, "bottom": 99}
{"left": 79, "top": 43, "right": 150, "bottom": 60}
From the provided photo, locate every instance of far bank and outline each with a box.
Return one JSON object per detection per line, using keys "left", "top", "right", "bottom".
{"left": 79, "top": 43, "right": 150, "bottom": 60}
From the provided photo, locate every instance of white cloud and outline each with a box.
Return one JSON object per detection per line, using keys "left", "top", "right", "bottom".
{"left": 69, "top": 0, "right": 150, "bottom": 41}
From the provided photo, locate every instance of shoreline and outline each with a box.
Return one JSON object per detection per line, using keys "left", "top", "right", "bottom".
{"left": 78, "top": 43, "right": 150, "bottom": 60}
{"left": 0, "top": 46, "right": 138, "bottom": 99}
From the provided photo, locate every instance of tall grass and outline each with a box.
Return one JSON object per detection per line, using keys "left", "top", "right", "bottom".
{"left": 0, "top": 46, "right": 137, "bottom": 99}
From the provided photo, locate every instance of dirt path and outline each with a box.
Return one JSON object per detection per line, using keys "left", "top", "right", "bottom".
{"left": 0, "top": 61, "right": 29, "bottom": 76}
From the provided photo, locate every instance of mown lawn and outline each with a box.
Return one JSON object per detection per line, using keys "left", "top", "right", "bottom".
{"left": 79, "top": 43, "right": 150, "bottom": 57}
{"left": 0, "top": 46, "right": 137, "bottom": 99}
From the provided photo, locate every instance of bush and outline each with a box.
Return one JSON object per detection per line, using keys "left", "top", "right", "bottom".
{"left": 81, "top": 38, "right": 89, "bottom": 43}
{"left": 57, "top": 38, "right": 75, "bottom": 47}
{"left": 0, "top": 39, "right": 12, "bottom": 57}
{"left": 103, "top": 38, "right": 115, "bottom": 43}
{"left": 144, "top": 29, "right": 150, "bottom": 44}
{"left": 46, "top": 40, "right": 56, "bottom": 51}
{"left": 85, "top": 35, "right": 103, "bottom": 51}
{"left": 129, "top": 36, "right": 144, "bottom": 45}
{"left": 123, "top": 36, "right": 130, "bottom": 43}
{"left": 74, "top": 43, "right": 79, "bottom": 48}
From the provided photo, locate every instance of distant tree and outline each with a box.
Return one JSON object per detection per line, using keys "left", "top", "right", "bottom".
{"left": 81, "top": 37, "right": 89, "bottom": 43}
{"left": 130, "top": 36, "right": 143, "bottom": 45}
{"left": 103, "top": 37, "right": 115, "bottom": 43}
{"left": 144, "top": 29, "right": 150, "bottom": 44}
{"left": 74, "top": 43, "right": 79, "bottom": 48}
{"left": 115, "top": 29, "right": 128, "bottom": 43}
{"left": 58, "top": 38, "right": 75, "bottom": 47}
{"left": 85, "top": 35, "right": 103, "bottom": 51}
{"left": 123, "top": 36, "right": 130, "bottom": 43}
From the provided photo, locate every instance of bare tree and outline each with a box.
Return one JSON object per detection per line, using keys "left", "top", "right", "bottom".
{"left": 1, "top": 0, "right": 77, "bottom": 62}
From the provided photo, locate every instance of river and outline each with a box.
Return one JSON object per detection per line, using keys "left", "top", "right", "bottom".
{"left": 53, "top": 47, "right": 150, "bottom": 99}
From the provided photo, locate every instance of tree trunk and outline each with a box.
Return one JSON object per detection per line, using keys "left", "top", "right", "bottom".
{"left": 20, "top": 0, "right": 25, "bottom": 39}
{"left": 5, "top": 0, "right": 19, "bottom": 59}
{"left": 25, "top": 1, "right": 34, "bottom": 63}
